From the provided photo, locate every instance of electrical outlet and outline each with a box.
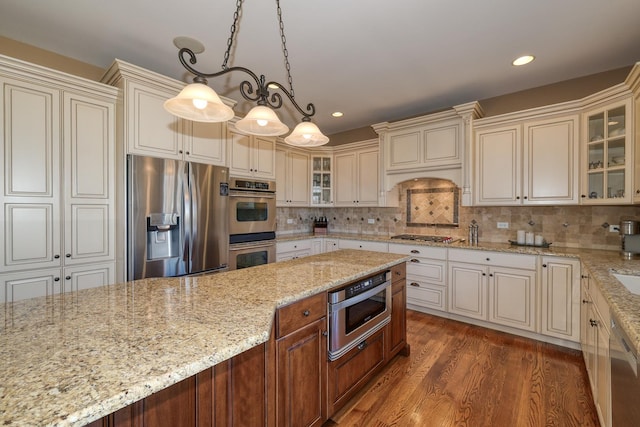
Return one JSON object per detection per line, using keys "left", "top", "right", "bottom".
{"left": 287, "top": 218, "right": 294, "bottom": 224}
{"left": 609, "top": 224, "right": 620, "bottom": 233}
{"left": 497, "top": 222, "right": 509, "bottom": 229}
{"left": 368, "top": 218, "right": 375, "bottom": 224}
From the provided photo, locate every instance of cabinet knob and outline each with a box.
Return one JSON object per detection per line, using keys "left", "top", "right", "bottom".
{"left": 303, "top": 309, "right": 310, "bottom": 317}
{"left": 482, "top": 273, "right": 487, "bottom": 276}
{"left": 581, "top": 274, "right": 589, "bottom": 279}
{"left": 410, "top": 249, "right": 420, "bottom": 254}
{"left": 582, "top": 299, "right": 590, "bottom": 304}
{"left": 410, "top": 282, "right": 420, "bottom": 287}
{"left": 636, "top": 189, "right": 640, "bottom": 194}
{"left": 581, "top": 194, "right": 586, "bottom": 198}
{"left": 542, "top": 264, "right": 547, "bottom": 268}
{"left": 489, "top": 273, "right": 494, "bottom": 277}
{"left": 185, "top": 151, "right": 190, "bottom": 155}
{"left": 395, "top": 270, "right": 401, "bottom": 276}
{"left": 322, "top": 330, "right": 328, "bottom": 337}
{"left": 65, "top": 276, "right": 71, "bottom": 280}
{"left": 54, "top": 277, "right": 60, "bottom": 282}
{"left": 516, "top": 196, "right": 520, "bottom": 200}
{"left": 589, "top": 319, "right": 598, "bottom": 327}
{"left": 523, "top": 196, "right": 528, "bottom": 200}
{"left": 357, "top": 340, "right": 368, "bottom": 351}
{"left": 179, "top": 150, "right": 183, "bottom": 154}
{"left": 66, "top": 254, "right": 71, "bottom": 258}
{"left": 54, "top": 255, "right": 60, "bottom": 259}
{"left": 410, "top": 259, "right": 420, "bottom": 263}
{"left": 486, "top": 258, "right": 490, "bottom": 261}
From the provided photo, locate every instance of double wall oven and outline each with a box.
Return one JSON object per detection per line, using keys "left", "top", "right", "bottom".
{"left": 228, "top": 177, "right": 277, "bottom": 270}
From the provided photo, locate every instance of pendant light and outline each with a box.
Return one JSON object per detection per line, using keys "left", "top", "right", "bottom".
{"left": 164, "top": 0, "right": 329, "bottom": 145}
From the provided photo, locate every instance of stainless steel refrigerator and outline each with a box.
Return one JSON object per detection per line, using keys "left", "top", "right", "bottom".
{"left": 127, "top": 155, "right": 229, "bottom": 280}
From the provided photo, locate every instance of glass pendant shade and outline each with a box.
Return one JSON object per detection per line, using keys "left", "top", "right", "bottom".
{"left": 284, "top": 121, "right": 329, "bottom": 147}
{"left": 234, "top": 105, "right": 289, "bottom": 136}
{"left": 164, "top": 83, "right": 235, "bottom": 122}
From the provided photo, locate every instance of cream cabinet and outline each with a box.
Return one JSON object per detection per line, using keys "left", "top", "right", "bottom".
{"left": 101, "top": 60, "right": 228, "bottom": 166}
{"left": 540, "top": 256, "right": 581, "bottom": 342}
{"left": 338, "top": 239, "right": 388, "bottom": 252}
{"left": 228, "top": 129, "right": 276, "bottom": 179}
{"left": 310, "top": 155, "right": 333, "bottom": 206}
{"left": 0, "top": 56, "right": 118, "bottom": 301}
{"left": 389, "top": 244, "right": 447, "bottom": 312}
{"left": 581, "top": 97, "right": 632, "bottom": 204}
{"left": 580, "top": 270, "right": 611, "bottom": 427}
{"left": 448, "top": 249, "right": 537, "bottom": 332}
{"left": 276, "top": 144, "right": 309, "bottom": 206}
{"left": 334, "top": 147, "right": 378, "bottom": 206}
{"left": 474, "top": 114, "right": 579, "bottom": 205}
{"left": 276, "top": 239, "right": 313, "bottom": 261}
{"left": 2, "top": 262, "right": 116, "bottom": 303}
{"left": 324, "top": 239, "right": 339, "bottom": 253}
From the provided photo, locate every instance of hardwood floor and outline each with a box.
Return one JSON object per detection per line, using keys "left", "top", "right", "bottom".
{"left": 325, "top": 310, "right": 599, "bottom": 427}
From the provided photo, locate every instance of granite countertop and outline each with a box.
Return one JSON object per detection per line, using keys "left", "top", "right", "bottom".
{"left": 278, "top": 232, "right": 640, "bottom": 354}
{"left": 0, "top": 250, "right": 408, "bottom": 427}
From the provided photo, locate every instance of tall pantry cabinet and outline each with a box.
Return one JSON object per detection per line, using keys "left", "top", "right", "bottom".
{"left": 0, "top": 55, "right": 118, "bottom": 302}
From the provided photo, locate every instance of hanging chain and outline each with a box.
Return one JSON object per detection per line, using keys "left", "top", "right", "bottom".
{"left": 276, "top": 0, "right": 295, "bottom": 98}
{"left": 222, "top": 0, "right": 244, "bottom": 70}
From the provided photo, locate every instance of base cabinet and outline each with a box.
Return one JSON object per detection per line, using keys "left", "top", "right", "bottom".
{"left": 86, "top": 343, "right": 268, "bottom": 427}
{"left": 541, "top": 257, "right": 580, "bottom": 342}
{"left": 274, "top": 293, "right": 327, "bottom": 427}
{"left": 327, "top": 327, "right": 386, "bottom": 416}
{"left": 580, "top": 271, "right": 611, "bottom": 427}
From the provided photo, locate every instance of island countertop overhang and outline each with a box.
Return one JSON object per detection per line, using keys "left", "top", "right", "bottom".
{"left": 0, "top": 249, "right": 408, "bottom": 427}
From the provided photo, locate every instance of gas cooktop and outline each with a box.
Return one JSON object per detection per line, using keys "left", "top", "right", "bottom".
{"left": 391, "top": 234, "right": 461, "bottom": 244}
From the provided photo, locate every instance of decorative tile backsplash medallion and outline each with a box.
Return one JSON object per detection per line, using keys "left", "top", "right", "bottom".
{"left": 276, "top": 178, "right": 640, "bottom": 251}
{"left": 406, "top": 186, "right": 459, "bottom": 227}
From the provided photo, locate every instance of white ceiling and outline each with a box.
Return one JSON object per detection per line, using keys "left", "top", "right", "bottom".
{"left": 2, "top": 0, "right": 640, "bottom": 138}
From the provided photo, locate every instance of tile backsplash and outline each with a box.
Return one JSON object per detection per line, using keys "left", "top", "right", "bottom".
{"left": 277, "top": 178, "right": 639, "bottom": 251}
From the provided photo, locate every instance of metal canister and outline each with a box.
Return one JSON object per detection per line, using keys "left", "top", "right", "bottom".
{"left": 620, "top": 218, "right": 640, "bottom": 259}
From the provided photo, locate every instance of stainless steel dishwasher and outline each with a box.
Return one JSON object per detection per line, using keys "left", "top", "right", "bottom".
{"left": 610, "top": 313, "right": 640, "bottom": 426}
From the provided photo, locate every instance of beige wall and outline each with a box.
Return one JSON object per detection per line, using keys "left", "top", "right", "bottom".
{"left": 0, "top": 36, "right": 104, "bottom": 81}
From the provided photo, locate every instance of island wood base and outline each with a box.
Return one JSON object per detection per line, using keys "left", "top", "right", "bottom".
{"left": 86, "top": 263, "right": 407, "bottom": 427}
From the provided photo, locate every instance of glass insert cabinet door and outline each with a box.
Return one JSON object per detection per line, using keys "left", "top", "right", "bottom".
{"left": 583, "top": 98, "right": 632, "bottom": 203}
{"left": 312, "top": 155, "right": 332, "bottom": 205}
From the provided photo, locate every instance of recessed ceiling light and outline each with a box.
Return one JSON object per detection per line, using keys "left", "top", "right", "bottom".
{"left": 512, "top": 55, "right": 535, "bottom": 66}
{"left": 332, "top": 112, "right": 343, "bottom": 118}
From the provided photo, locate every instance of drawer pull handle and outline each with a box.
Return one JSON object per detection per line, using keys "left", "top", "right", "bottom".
{"left": 303, "top": 310, "right": 310, "bottom": 317}
{"left": 395, "top": 271, "right": 401, "bottom": 275}
{"left": 486, "top": 258, "right": 490, "bottom": 261}
{"left": 410, "top": 249, "right": 420, "bottom": 254}
{"left": 357, "top": 340, "right": 368, "bottom": 351}
{"left": 410, "top": 259, "right": 420, "bottom": 263}
{"left": 582, "top": 299, "right": 590, "bottom": 304}
{"left": 410, "top": 282, "right": 420, "bottom": 287}
{"left": 322, "top": 330, "right": 328, "bottom": 337}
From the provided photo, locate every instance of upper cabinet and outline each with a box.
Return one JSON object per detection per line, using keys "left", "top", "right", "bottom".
{"left": 334, "top": 142, "right": 379, "bottom": 207}
{"left": 474, "top": 114, "right": 579, "bottom": 206}
{"left": 227, "top": 128, "right": 276, "bottom": 179}
{"left": 581, "top": 97, "right": 632, "bottom": 203}
{"left": 101, "top": 60, "right": 231, "bottom": 166}
{"left": 276, "top": 144, "right": 309, "bottom": 206}
{"left": 310, "top": 154, "right": 333, "bottom": 206}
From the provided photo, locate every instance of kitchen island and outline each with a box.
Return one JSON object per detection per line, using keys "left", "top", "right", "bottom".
{"left": 0, "top": 250, "right": 408, "bottom": 426}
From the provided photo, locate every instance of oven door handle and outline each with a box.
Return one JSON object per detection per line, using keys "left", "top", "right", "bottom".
{"left": 229, "top": 241, "right": 276, "bottom": 251}
{"left": 229, "top": 191, "right": 276, "bottom": 199}
{"left": 329, "top": 282, "right": 390, "bottom": 313}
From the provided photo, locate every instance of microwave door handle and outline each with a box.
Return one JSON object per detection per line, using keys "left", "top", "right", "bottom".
{"left": 230, "top": 242, "right": 275, "bottom": 251}
{"left": 229, "top": 192, "right": 276, "bottom": 199}
{"left": 329, "top": 282, "right": 390, "bottom": 312}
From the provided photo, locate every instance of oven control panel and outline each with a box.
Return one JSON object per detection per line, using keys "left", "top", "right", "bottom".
{"left": 344, "top": 271, "right": 388, "bottom": 299}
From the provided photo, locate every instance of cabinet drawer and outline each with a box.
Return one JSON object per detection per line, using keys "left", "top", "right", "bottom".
{"left": 391, "top": 263, "right": 406, "bottom": 283}
{"left": 448, "top": 248, "right": 536, "bottom": 270}
{"left": 277, "top": 292, "right": 327, "bottom": 337}
{"left": 407, "top": 279, "right": 447, "bottom": 311}
{"left": 406, "top": 259, "right": 446, "bottom": 284}
{"left": 388, "top": 243, "right": 447, "bottom": 260}
{"left": 327, "top": 326, "right": 385, "bottom": 414}
{"left": 338, "top": 239, "right": 389, "bottom": 252}
{"left": 276, "top": 239, "right": 312, "bottom": 254}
